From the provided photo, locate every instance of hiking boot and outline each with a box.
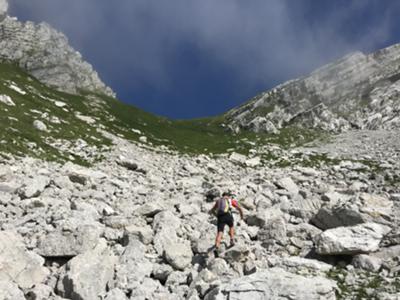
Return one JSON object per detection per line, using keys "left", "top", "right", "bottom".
{"left": 229, "top": 239, "right": 235, "bottom": 247}
{"left": 214, "top": 248, "right": 220, "bottom": 258}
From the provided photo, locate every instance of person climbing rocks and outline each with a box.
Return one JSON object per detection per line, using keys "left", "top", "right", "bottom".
{"left": 209, "top": 192, "right": 244, "bottom": 255}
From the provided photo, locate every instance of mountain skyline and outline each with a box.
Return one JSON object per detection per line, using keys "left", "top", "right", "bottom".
{"left": 10, "top": 0, "right": 400, "bottom": 119}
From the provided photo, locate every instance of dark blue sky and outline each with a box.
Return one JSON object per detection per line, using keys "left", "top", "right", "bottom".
{"left": 9, "top": 0, "right": 400, "bottom": 119}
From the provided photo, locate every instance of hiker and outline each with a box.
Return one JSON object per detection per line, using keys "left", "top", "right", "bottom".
{"left": 209, "top": 192, "right": 244, "bottom": 253}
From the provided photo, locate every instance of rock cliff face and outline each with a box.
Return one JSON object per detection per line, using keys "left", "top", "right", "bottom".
{"left": 226, "top": 45, "right": 400, "bottom": 133}
{"left": 0, "top": 1, "right": 114, "bottom": 97}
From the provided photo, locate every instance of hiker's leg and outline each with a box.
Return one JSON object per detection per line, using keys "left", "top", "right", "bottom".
{"left": 216, "top": 218, "right": 225, "bottom": 249}
{"left": 215, "top": 231, "right": 223, "bottom": 248}
{"left": 228, "top": 215, "right": 235, "bottom": 244}
{"left": 229, "top": 226, "right": 235, "bottom": 242}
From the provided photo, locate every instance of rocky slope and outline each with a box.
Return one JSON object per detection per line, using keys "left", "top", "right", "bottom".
{"left": 225, "top": 46, "right": 400, "bottom": 134}
{"left": 0, "top": 1, "right": 114, "bottom": 97}
{"left": 0, "top": 127, "right": 400, "bottom": 300}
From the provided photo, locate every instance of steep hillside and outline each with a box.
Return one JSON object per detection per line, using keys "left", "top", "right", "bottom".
{"left": 225, "top": 46, "right": 400, "bottom": 133}
{"left": 0, "top": 62, "right": 323, "bottom": 165}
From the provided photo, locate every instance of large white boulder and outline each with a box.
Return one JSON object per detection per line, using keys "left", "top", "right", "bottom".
{"left": 58, "top": 239, "right": 117, "bottom": 300}
{"left": 164, "top": 241, "right": 193, "bottom": 270}
{"left": 115, "top": 240, "right": 153, "bottom": 291}
{"left": 37, "top": 224, "right": 102, "bottom": 257}
{"left": 0, "top": 231, "right": 49, "bottom": 289}
{"left": 315, "top": 223, "right": 391, "bottom": 255}
{"left": 205, "top": 267, "right": 337, "bottom": 300}
{"left": 0, "top": 281, "right": 25, "bottom": 300}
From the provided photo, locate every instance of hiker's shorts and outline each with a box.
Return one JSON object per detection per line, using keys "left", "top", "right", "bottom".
{"left": 217, "top": 213, "right": 234, "bottom": 232}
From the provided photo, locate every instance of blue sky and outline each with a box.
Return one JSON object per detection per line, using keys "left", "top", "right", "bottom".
{"left": 9, "top": 0, "right": 400, "bottom": 119}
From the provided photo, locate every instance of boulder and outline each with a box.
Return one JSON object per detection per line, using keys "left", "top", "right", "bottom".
{"left": 58, "top": 239, "right": 117, "bottom": 300}
{"left": 104, "top": 288, "right": 129, "bottom": 300}
{"left": 0, "top": 94, "right": 15, "bottom": 106}
{"left": 117, "top": 157, "right": 138, "bottom": 171}
{"left": 0, "top": 231, "right": 49, "bottom": 289}
{"left": 229, "top": 153, "right": 247, "bottom": 165}
{"left": 115, "top": 240, "right": 153, "bottom": 290}
{"left": 33, "top": 120, "right": 47, "bottom": 131}
{"left": 0, "top": 281, "right": 25, "bottom": 300}
{"left": 315, "top": 223, "right": 391, "bottom": 255}
{"left": 37, "top": 224, "right": 102, "bottom": 257}
{"left": 205, "top": 267, "right": 337, "bottom": 300}
{"left": 275, "top": 177, "right": 299, "bottom": 197}
{"left": 312, "top": 193, "right": 393, "bottom": 230}
{"left": 352, "top": 254, "right": 383, "bottom": 272}
{"left": 123, "top": 224, "right": 153, "bottom": 245}
{"left": 19, "top": 176, "right": 50, "bottom": 199}
{"left": 164, "top": 241, "right": 193, "bottom": 270}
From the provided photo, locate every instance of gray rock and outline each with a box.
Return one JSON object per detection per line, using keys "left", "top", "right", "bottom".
{"left": 104, "top": 288, "right": 129, "bottom": 300}
{"left": 37, "top": 224, "right": 102, "bottom": 257}
{"left": 58, "top": 239, "right": 117, "bottom": 300}
{"left": 33, "top": 120, "right": 47, "bottom": 131}
{"left": 164, "top": 241, "right": 193, "bottom": 270}
{"left": 117, "top": 158, "right": 138, "bottom": 171}
{"left": 275, "top": 177, "right": 299, "bottom": 197}
{"left": 0, "top": 94, "right": 15, "bottom": 106}
{"left": 315, "top": 223, "right": 391, "bottom": 255}
{"left": 25, "top": 284, "right": 56, "bottom": 300}
{"left": 19, "top": 176, "right": 50, "bottom": 199}
{"left": 205, "top": 267, "right": 337, "bottom": 300}
{"left": 0, "top": 280, "right": 25, "bottom": 300}
{"left": 115, "top": 240, "right": 153, "bottom": 290}
{"left": 123, "top": 224, "right": 153, "bottom": 245}
{"left": 0, "top": 231, "right": 49, "bottom": 289}
{"left": 352, "top": 254, "right": 383, "bottom": 272}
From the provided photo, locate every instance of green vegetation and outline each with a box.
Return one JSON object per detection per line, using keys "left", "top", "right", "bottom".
{"left": 327, "top": 268, "right": 386, "bottom": 300}
{"left": 0, "top": 62, "right": 323, "bottom": 165}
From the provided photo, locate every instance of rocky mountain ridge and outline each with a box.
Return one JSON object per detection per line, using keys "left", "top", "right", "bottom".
{"left": 226, "top": 45, "right": 400, "bottom": 134}
{"left": 0, "top": 1, "right": 114, "bottom": 97}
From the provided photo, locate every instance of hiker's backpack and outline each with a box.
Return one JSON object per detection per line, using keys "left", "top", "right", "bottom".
{"left": 217, "top": 197, "right": 232, "bottom": 216}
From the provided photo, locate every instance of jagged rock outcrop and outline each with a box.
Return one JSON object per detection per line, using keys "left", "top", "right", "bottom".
{"left": 226, "top": 45, "right": 400, "bottom": 133}
{"left": 0, "top": 0, "right": 114, "bottom": 97}
{"left": 0, "top": 0, "right": 8, "bottom": 21}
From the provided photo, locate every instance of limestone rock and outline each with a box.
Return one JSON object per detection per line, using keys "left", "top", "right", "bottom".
{"left": 276, "top": 177, "right": 299, "bottom": 196}
{"left": 0, "top": 94, "right": 15, "bottom": 106}
{"left": 352, "top": 254, "right": 383, "bottom": 272}
{"left": 0, "top": 231, "right": 49, "bottom": 289}
{"left": 0, "top": 280, "right": 25, "bottom": 300}
{"left": 104, "top": 288, "right": 129, "bottom": 300}
{"left": 0, "top": 15, "right": 114, "bottom": 96}
{"left": 164, "top": 241, "right": 193, "bottom": 270}
{"left": 115, "top": 240, "right": 153, "bottom": 290}
{"left": 33, "top": 120, "right": 47, "bottom": 131}
{"left": 315, "top": 223, "right": 391, "bottom": 255}
{"left": 19, "top": 175, "right": 50, "bottom": 199}
{"left": 37, "top": 224, "right": 102, "bottom": 257}
{"left": 205, "top": 267, "right": 337, "bottom": 300}
{"left": 58, "top": 239, "right": 117, "bottom": 300}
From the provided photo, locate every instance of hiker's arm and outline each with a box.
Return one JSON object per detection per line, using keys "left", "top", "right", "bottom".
{"left": 236, "top": 205, "right": 244, "bottom": 220}
{"left": 209, "top": 201, "right": 217, "bottom": 215}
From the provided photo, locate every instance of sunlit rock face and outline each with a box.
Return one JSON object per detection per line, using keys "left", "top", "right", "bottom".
{"left": 226, "top": 44, "right": 400, "bottom": 133}
{"left": 0, "top": 1, "right": 115, "bottom": 97}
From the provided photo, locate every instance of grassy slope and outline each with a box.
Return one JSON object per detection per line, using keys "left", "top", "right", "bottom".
{"left": 0, "top": 62, "right": 322, "bottom": 164}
